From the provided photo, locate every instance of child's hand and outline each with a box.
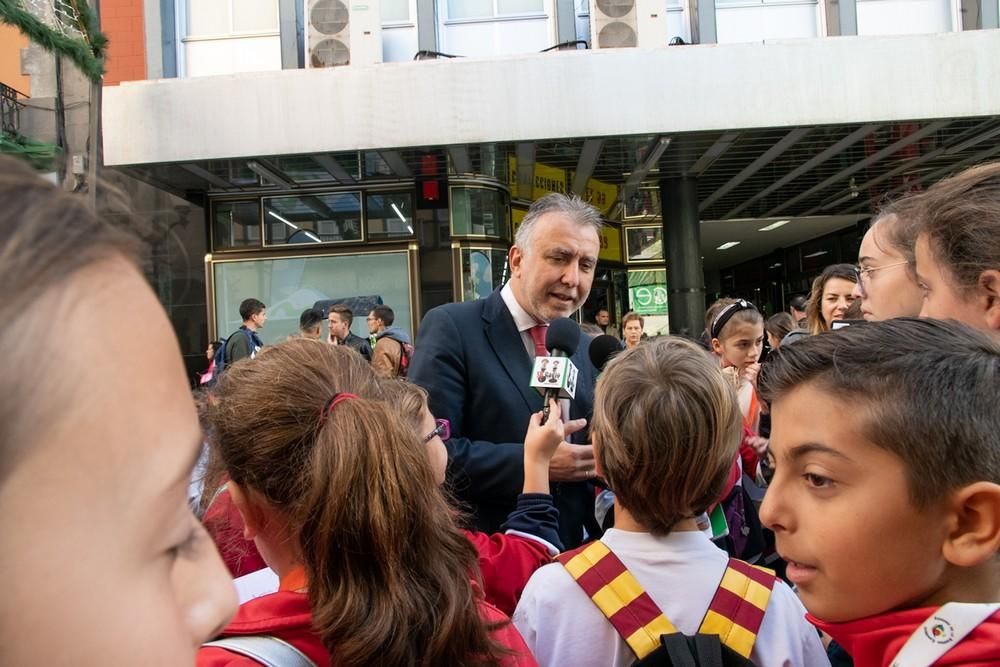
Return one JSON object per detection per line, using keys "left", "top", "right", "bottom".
{"left": 746, "top": 435, "right": 769, "bottom": 456}
{"left": 523, "top": 399, "right": 575, "bottom": 494}
{"left": 743, "top": 362, "right": 761, "bottom": 388}
{"left": 525, "top": 399, "right": 567, "bottom": 466}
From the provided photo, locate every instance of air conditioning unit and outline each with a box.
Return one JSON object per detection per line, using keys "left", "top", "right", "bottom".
{"left": 590, "top": 0, "right": 638, "bottom": 48}
{"left": 305, "top": 0, "right": 382, "bottom": 68}
{"left": 589, "top": 0, "right": 668, "bottom": 49}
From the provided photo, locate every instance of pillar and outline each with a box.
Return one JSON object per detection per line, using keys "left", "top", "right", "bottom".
{"left": 660, "top": 175, "right": 705, "bottom": 338}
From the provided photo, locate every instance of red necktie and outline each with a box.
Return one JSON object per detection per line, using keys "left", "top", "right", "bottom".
{"left": 529, "top": 325, "right": 549, "bottom": 358}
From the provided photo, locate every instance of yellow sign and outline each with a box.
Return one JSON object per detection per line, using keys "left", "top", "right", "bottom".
{"left": 508, "top": 157, "right": 618, "bottom": 216}
{"left": 599, "top": 225, "right": 623, "bottom": 263}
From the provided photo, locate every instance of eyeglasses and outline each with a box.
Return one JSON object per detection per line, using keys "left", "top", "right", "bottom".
{"left": 423, "top": 418, "right": 450, "bottom": 443}
{"left": 853, "top": 260, "right": 911, "bottom": 297}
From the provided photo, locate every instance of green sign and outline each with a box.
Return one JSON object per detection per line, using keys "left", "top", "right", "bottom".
{"left": 629, "top": 284, "right": 668, "bottom": 315}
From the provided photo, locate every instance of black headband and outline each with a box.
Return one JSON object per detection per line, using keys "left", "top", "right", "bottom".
{"left": 711, "top": 299, "right": 758, "bottom": 339}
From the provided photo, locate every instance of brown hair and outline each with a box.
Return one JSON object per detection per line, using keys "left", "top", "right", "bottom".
{"left": 765, "top": 312, "right": 798, "bottom": 344}
{"left": 592, "top": 338, "right": 742, "bottom": 534}
{"left": 205, "top": 340, "right": 507, "bottom": 666}
{"left": 0, "top": 156, "right": 135, "bottom": 479}
{"left": 705, "top": 297, "right": 764, "bottom": 342}
{"left": 328, "top": 303, "right": 354, "bottom": 327}
{"left": 917, "top": 161, "right": 1000, "bottom": 294}
{"left": 870, "top": 195, "right": 924, "bottom": 280}
{"left": 806, "top": 264, "right": 857, "bottom": 335}
{"left": 759, "top": 317, "right": 1000, "bottom": 506}
{"left": 621, "top": 311, "right": 644, "bottom": 329}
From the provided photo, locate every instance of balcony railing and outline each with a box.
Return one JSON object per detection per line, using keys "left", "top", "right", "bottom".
{"left": 1, "top": 83, "right": 27, "bottom": 136}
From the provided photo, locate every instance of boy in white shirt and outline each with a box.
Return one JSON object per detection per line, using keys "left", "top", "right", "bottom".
{"left": 513, "top": 337, "right": 828, "bottom": 667}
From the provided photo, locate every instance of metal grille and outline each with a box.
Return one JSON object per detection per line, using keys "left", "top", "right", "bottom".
{"left": 1, "top": 83, "right": 26, "bottom": 136}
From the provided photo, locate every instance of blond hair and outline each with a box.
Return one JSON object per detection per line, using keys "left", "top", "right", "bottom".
{"left": 592, "top": 338, "right": 742, "bottom": 534}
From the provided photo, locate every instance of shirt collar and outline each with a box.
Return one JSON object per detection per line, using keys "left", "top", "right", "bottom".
{"left": 500, "top": 281, "right": 541, "bottom": 333}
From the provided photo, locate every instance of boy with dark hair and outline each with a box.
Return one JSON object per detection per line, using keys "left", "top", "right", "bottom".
{"left": 298, "top": 308, "right": 324, "bottom": 340}
{"left": 513, "top": 338, "right": 826, "bottom": 666}
{"left": 369, "top": 305, "right": 413, "bottom": 378}
{"left": 226, "top": 298, "right": 266, "bottom": 364}
{"left": 759, "top": 317, "right": 1000, "bottom": 666}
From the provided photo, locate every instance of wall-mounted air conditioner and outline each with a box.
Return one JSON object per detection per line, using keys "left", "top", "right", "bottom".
{"left": 305, "top": 0, "right": 382, "bottom": 68}
{"left": 590, "top": 0, "right": 669, "bottom": 49}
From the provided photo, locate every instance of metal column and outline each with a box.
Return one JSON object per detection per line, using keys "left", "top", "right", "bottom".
{"left": 660, "top": 175, "right": 705, "bottom": 337}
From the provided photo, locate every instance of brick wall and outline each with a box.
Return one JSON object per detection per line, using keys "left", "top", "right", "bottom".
{"left": 101, "top": 0, "right": 146, "bottom": 85}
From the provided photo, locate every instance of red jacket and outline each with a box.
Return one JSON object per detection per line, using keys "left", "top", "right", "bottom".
{"left": 463, "top": 529, "right": 552, "bottom": 617}
{"left": 205, "top": 490, "right": 551, "bottom": 615}
{"left": 811, "top": 607, "right": 1000, "bottom": 667}
{"left": 197, "top": 589, "right": 538, "bottom": 666}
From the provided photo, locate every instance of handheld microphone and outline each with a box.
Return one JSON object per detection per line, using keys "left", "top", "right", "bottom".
{"left": 588, "top": 334, "right": 623, "bottom": 374}
{"left": 529, "top": 318, "right": 581, "bottom": 425}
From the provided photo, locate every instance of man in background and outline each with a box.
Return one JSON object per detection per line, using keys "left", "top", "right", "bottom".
{"left": 327, "top": 303, "right": 371, "bottom": 361}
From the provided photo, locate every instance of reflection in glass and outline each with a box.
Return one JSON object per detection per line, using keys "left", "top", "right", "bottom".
{"left": 264, "top": 193, "right": 362, "bottom": 245}
{"left": 366, "top": 192, "right": 415, "bottom": 240}
{"left": 213, "top": 252, "right": 412, "bottom": 344}
{"left": 626, "top": 226, "right": 663, "bottom": 262}
{"left": 213, "top": 200, "right": 261, "bottom": 249}
{"left": 451, "top": 187, "right": 510, "bottom": 239}
{"left": 461, "top": 248, "right": 509, "bottom": 301}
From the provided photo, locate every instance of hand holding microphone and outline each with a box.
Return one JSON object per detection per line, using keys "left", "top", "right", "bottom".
{"left": 528, "top": 318, "right": 582, "bottom": 425}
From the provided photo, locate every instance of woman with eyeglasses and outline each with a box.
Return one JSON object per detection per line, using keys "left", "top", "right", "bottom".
{"left": 852, "top": 197, "right": 925, "bottom": 322}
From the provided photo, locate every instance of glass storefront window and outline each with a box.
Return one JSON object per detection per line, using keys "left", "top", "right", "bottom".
{"left": 627, "top": 268, "right": 669, "bottom": 335}
{"left": 625, "top": 225, "right": 664, "bottom": 263}
{"left": 366, "top": 192, "right": 415, "bottom": 240}
{"left": 213, "top": 200, "right": 261, "bottom": 250}
{"left": 460, "top": 248, "right": 509, "bottom": 301}
{"left": 451, "top": 186, "right": 509, "bottom": 239}
{"left": 264, "top": 193, "right": 362, "bottom": 245}
{"left": 213, "top": 252, "right": 412, "bottom": 344}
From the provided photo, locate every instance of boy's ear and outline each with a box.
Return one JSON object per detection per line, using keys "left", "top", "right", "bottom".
{"left": 978, "top": 270, "right": 1000, "bottom": 331}
{"left": 942, "top": 482, "right": 1000, "bottom": 568}
{"left": 227, "top": 482, "right": 264, "bottom": 541}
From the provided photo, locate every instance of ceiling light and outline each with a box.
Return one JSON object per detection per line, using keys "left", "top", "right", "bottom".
{"left": 267, "top": 209, "right": 298, "bottom": 229}
{"left": 758, "top": 219, "right": 790, "bottom": 232}
{"left": 716, "top": 241, "right": 741, "bottom": 250}
{"left": 804, "top": 250, "right": 829, "bottom": 259}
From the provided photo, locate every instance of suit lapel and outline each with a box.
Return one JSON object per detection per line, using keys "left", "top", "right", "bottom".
{"left": 483, "top": 291, "right": 541, "bottom": 413}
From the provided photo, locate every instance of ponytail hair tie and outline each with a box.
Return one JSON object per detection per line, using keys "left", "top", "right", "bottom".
{"left": 320, "top": 392, "right": 359, "bottom": 423}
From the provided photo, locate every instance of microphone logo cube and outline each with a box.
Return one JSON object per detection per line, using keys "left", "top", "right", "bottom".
{"left": 529, "top": 356, "right": 579, "bottom": 399}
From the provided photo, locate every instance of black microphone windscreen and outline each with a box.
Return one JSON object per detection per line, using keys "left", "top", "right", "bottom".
{"left": 545, "top": 317, "right": 581, "bottom": 356}
{"left": 589, "top": 334, "right": 623, "bottom": 372}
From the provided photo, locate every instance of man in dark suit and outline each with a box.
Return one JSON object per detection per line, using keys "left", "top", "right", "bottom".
{"left": 409, "top": 193, "right": 602, "bottom": 548}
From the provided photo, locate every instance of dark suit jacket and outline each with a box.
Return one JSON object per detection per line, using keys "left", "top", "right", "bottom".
{"left": 408, "top": 289, "right": 598, "bottom": 548}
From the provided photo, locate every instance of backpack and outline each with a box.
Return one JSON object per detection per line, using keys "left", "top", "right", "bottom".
{"left": 208, "top": 328, "right": 256, "bottom": 385}
{"left": 398, "top": 340, "right": 414, "bottom": 378}
{"left": 203, "top": 635, "right": 316, "bottom": 667}
{"left": 557, "top": 540, "right": 776, "bottom": 667}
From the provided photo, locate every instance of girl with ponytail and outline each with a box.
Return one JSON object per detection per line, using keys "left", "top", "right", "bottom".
{"left": 197, "top": 339, "right": 540, "bottom": 666}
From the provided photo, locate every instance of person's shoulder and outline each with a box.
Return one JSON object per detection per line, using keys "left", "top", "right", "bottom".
{"left": 520, "top": 560, "right": 580, "bottom": 603}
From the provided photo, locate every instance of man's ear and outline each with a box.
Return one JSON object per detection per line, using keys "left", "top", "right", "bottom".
{"left": 978, "top": 270, "right": 1000, "bottom": 332}
{"left": 942, "top": 482, "right": 1000, "bottom": 568}
{"left": 509, "top": 245, "right": 523, "bottom": 278}
{"left": 227, "top": 482, "right": 264, "bottom": 541}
